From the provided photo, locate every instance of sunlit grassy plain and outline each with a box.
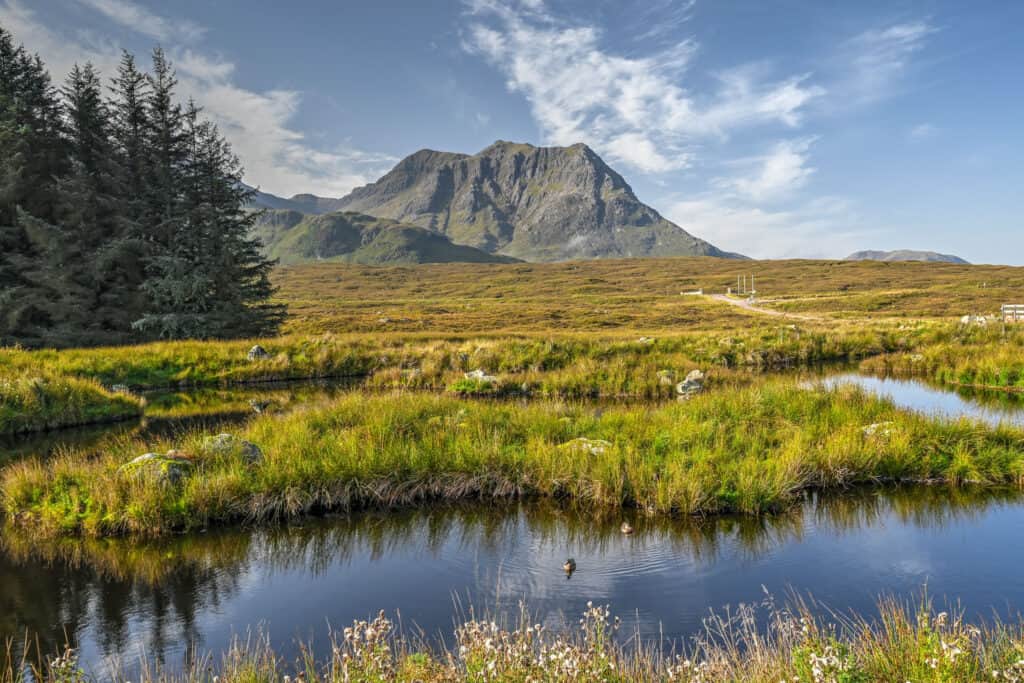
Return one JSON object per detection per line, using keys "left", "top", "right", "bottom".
{"left": 5, "top": 258, "right": 1024, "bottom": 680}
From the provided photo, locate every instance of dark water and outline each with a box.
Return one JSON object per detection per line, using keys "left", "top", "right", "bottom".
{"left": 3, "top": 488, "right": 1024, "bottom": 675}
{"left": 822, "top": 373, "right": 1024, "bottom": 428}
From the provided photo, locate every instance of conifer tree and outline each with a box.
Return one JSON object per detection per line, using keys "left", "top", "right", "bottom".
{"left": 0, "top": 27, "right": 67, "bottom": 345}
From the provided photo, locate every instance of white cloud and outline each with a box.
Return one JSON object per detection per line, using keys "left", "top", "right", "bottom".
{"left": 0, "top": 0, "right": 393, "bottom": 198}
{"left": 715, "top": 137, "right": 817, "bottom": 202}
{"left": 75, "top": 0, "right": 205, "bottom": 42}
{"left": 908, "top": 122, "right": 938, "bottom": 141}
{"left": 462, "top": 0, "right": 823, "bottom": 174}
{"left": 840, "top": 21, "right": 936, "bottom": 103}
{"left": 667, "top": 194, "right": 869, "bottom": 260}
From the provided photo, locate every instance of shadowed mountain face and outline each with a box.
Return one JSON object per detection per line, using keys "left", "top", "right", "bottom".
{"left": 252, "top": 210, "right": 519, "bottom": 265}
{"left": 249, "top": 141, "right": 742, "bottom": 263}
{"left": 845, "top": 250, "right": 970, "bottom": 264}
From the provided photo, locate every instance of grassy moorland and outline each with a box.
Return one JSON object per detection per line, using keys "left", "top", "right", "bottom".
{"left": 862, "top": 325, "right": 1024, "bottom": 392}
{"left": 1, "top": 258, "right": 1013, "bottom": 405}
{"left": 273, "top": 257, "right": 1023, "bottom": 334}
{"left": 5, "top": 381, "right": 1023, "bottom": 537}
{"left": 0, "top": 373, "right": 143, "bottom": 435}
{"left": 6, "top": 596, "right": 1024, "bottom": 682}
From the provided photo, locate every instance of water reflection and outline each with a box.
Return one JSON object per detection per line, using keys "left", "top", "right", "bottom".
{"left": 0, "top": 379, "right": 360, "bottom": 463}
{"left": 824, "top": 373, "right": 1024, "bottom": 428}
{"left": 3, "top": 486, "right": 1023, "bottom": 673}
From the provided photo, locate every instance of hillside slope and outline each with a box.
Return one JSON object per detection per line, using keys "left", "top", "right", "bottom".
{"left": 253, "top": 210, "right": 519, "bottom": 265}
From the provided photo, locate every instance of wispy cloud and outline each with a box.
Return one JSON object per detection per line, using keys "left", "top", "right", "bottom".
{"left": 0, "top": 0, "right": 394, "bottom": 197}
{"left": 75, "top": 0, "right": 205, "bottom": 42}
{"left": 667, "top": 194, "right": 869, "bottom": 259}
{"left": 839, "top": 21, "right": 936, "bottom": 104}
{"left": 714, "top": 137, "right": 818, "bottom": 202}
{"left": 462, "top": 0, "right": 823, "bottom": 174}
{"left": 908, "top": 122, "right": 938, "bottom": 141}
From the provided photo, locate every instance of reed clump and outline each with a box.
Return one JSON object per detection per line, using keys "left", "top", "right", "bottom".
{"left": 5, "top": 382, "right": 1023, "bottom": 537}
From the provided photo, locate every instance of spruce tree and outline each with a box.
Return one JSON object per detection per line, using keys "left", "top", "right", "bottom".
{"left": 132, "top": 55, "right": 283, "bottom": 339}
{"left": 0, "top": 27, "right": 67, "bottom": 345}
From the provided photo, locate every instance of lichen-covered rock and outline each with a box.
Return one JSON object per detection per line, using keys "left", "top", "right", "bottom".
{"left": 863, "top": 422, "right": 894, "bottom": 438}
{"left": 559, "top": 437, "right": 613, "bottom": 456}
{"left": 676, "top": 369, "right": 705, "bottom": 398}
{"left": 202, "top": 433, "right": 264, "bottom": 464}
{"left": 249, "top": 398, "right": 273, "bottom": 414}
{"left": 120, "top": 452, "right": 194, "bottom": 485}
{"left": 247, "top": 345, "right": 270, "bottom": 361}
{"left": 464, "top": 369, "right": 498, "bottom": 383}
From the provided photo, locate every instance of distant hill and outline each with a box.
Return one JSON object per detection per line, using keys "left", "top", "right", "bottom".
{"left": 245, "top": 185, "right": 345, "bottom": 214}
{"left": 252, "top": 210, "right": 519, "bottom": 266}
{"left": 845, "top": 250, "right": 969, "bottom": 264}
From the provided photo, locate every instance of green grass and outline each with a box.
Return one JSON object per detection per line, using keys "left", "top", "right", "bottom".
{"left": 861, "top": 325, "right": 1024, "bottom": 391}
{"left": 0, "top": 372, "right": 143, "bottom": 435}
{"left": 6, "top": 594, "right": 1024, "bottom": 682}
{"left": 5, "top": 381, "right": 1023, "bottom": 537}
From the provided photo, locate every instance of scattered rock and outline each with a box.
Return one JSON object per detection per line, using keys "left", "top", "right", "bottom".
{"left": 464, "top": 369, "right": 498, "bottom": 383}
{"left": 560, "top": 437, "right": 613, "bottom": 456}
{"left": 120, "top": 452, "right": 194, "bottom": 485}
{"left": 249, "top": 398, "right": 273, "bottom": 414}
{"left": 202, "top": 433, "right": 264, "bottom": 465}
{"left": 675, "top": 369, "right": 705, "bottom": 398}
{"left": 863, "top": 422, "right": 894, "bottom": 438}
{"left": 960, "top": 314, "right": 997, "bottom": 327}
{"left": 637, "top": 336, "right": 655, "bottom": 344}
{"left": 110, "top": 384, "right": 132, "bottom": 394}
{"left": 247, "top": 345, "right": 270, "bottom": 361}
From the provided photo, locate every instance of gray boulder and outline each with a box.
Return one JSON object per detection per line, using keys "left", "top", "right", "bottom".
{"left": 202, "top": 433, "right": 264, "bottom": 464}
{"left": 120, "top": 452, "right": 194, "bottom": 485}
{"left": 464, "top": 369, "right": 498, "bottom": 383}
{"left": 675, "top": 369, "right": 705, "bottom": 399}
{"left": 247, "top": 345, "right": 270, "bottom": 361}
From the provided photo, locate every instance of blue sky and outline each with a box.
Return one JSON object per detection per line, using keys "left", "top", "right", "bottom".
{"left": 3, "top": 0, "right": 1022, "bottom": 262}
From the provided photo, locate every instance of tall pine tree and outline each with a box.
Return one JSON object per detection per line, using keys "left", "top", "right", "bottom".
{"left": 132, "top": 51, "right": 283, "bottom": 339}
{"left": 0, "top": 27, "right": 67, "bottom": 345}
{"left": 0, "top": 28, "right": 284, "bottom": 346}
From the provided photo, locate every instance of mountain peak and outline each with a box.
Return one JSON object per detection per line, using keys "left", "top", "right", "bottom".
{"left": 331, "top": 142, "right": 739, "bottom": 261}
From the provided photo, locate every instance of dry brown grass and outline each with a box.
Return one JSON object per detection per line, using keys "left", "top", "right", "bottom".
{"left": 273, "top": 257, "right": 1024, "bottom": 336}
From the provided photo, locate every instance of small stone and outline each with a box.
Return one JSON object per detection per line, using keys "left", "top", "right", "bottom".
{"left": 560, "top": 437, "right": 613, "bottom": 456}
{"left": 676, "top": 369, "right": 705, "bottom": 398}
{"left": 464, "top": 369, "right": 498, "bottom": 383}
{"left": 862, "top": 422, "right": 894, "bottom": 438}
{"left": 249, "top": 398, "right": 273, "bottom": 414}
{"left": 202, "top": 433, "right": 264, "bottom": 464}
{"left": 247, "top": 345, "right": 269, "bottom": 361}
{"left": 120, "top": 452, "right": 193, "bottom": 485}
